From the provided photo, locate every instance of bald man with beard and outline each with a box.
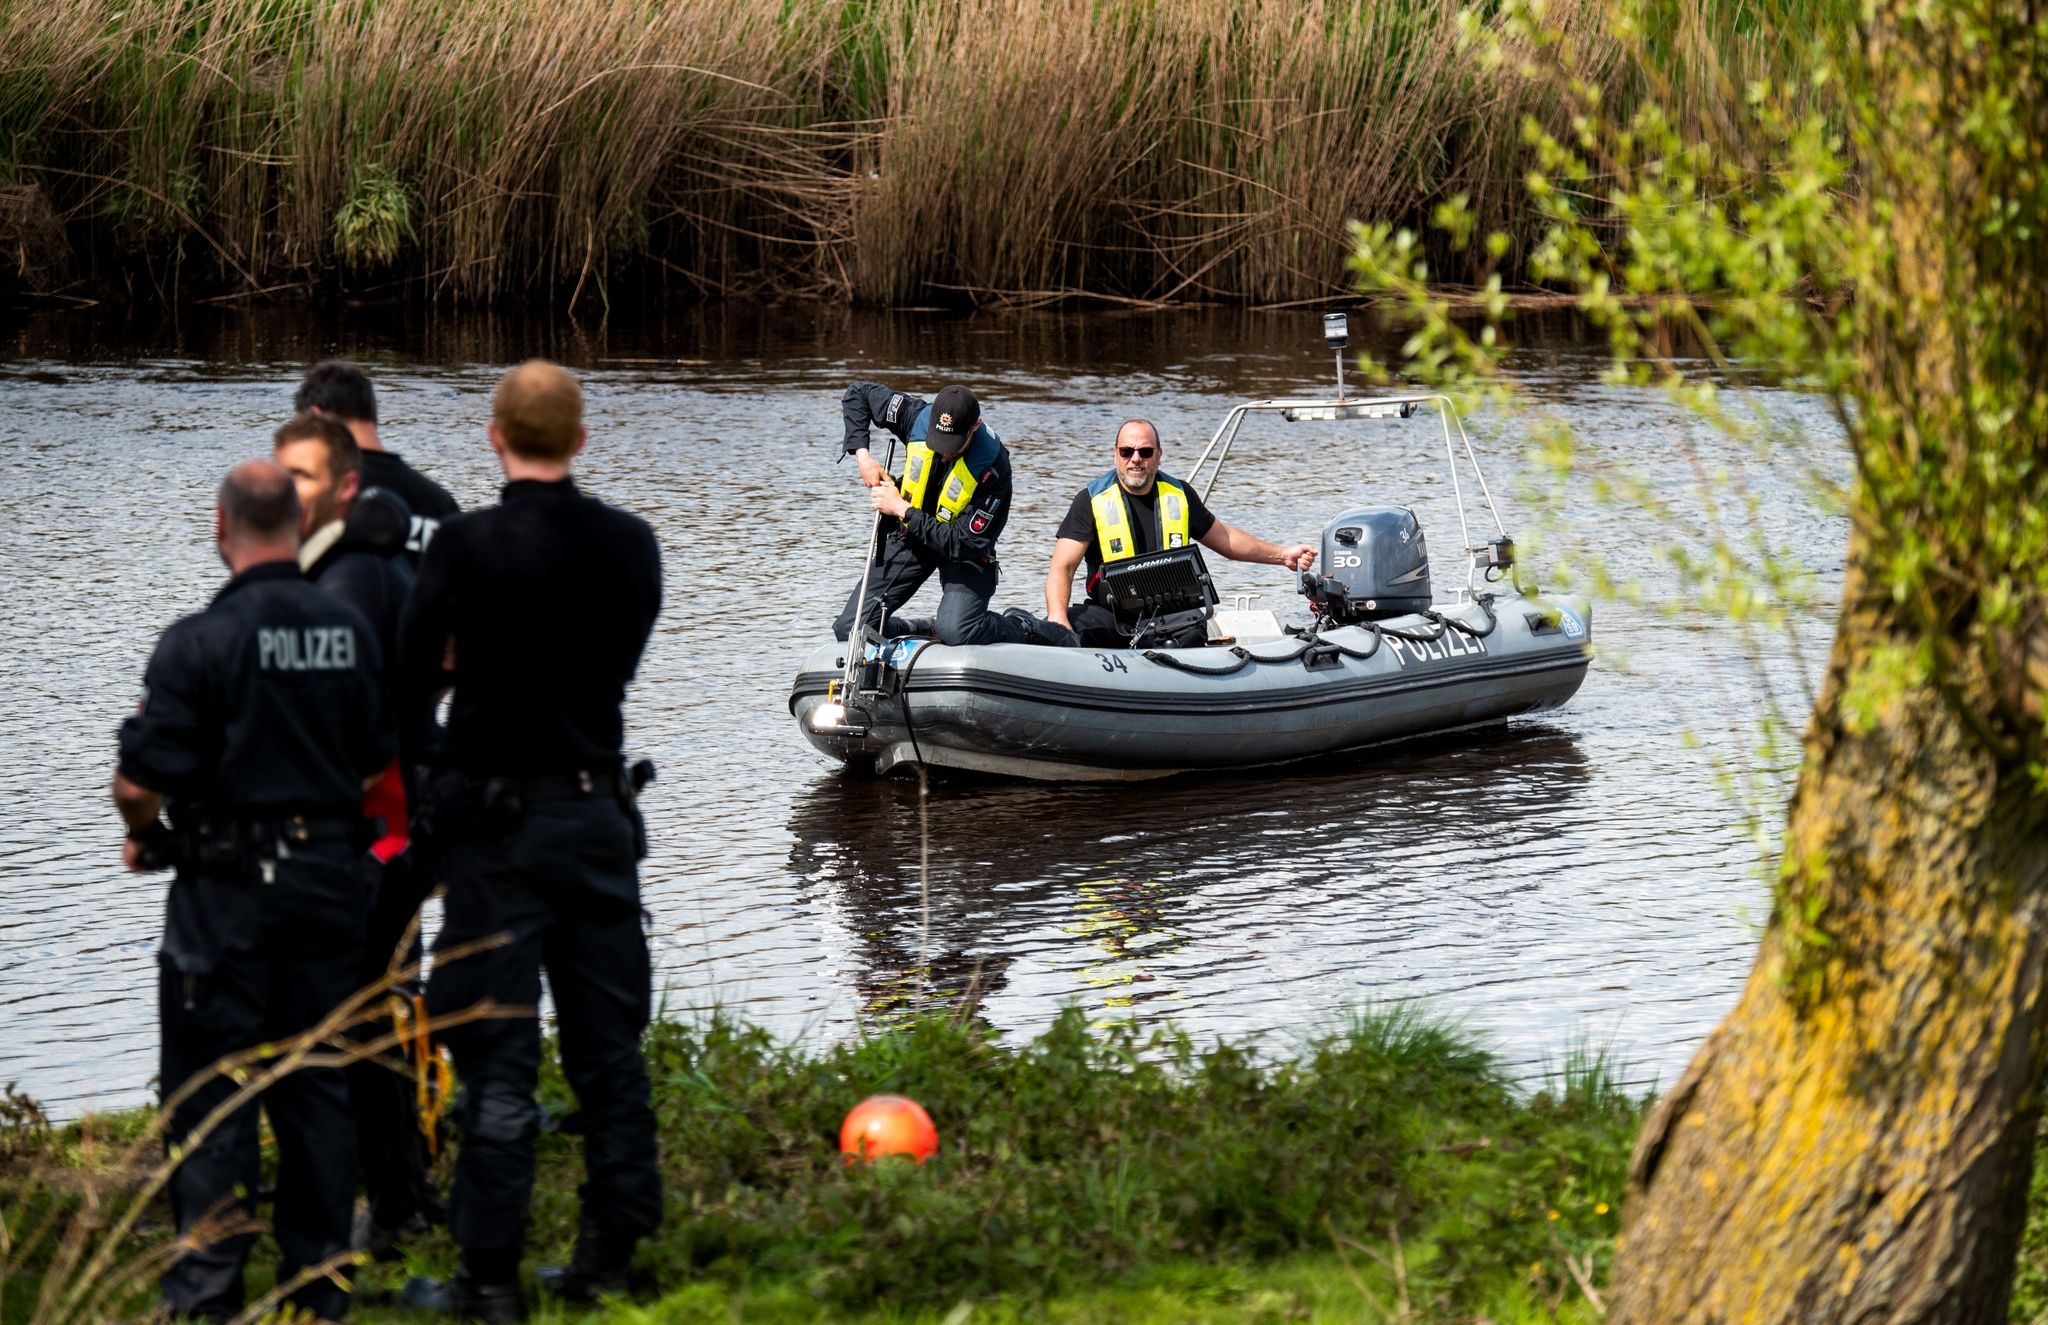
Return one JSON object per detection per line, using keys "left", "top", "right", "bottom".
{"left": 396, "top": 362, "right": 663, "bottom": 1320}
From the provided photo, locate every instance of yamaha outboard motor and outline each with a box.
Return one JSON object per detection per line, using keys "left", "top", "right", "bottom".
{"left": 1301, "top": 506, "right": 1431, "bottom": 623}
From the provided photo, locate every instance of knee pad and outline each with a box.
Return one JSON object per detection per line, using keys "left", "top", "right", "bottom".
{"left": 463, "top": 1079, "right": 541, "bottom": 1146}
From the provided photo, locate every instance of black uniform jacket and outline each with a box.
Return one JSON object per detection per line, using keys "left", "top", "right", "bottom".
{"left": 360, "top": 450, "right": 459, "bottom": 565}
{"left": 841, "top": 380, "right": 1012, "bottom": 566}
{"left": 306, "top": 487, "right": 416, "bottom": 666}
{"left": 396, "top": 477, "right": 662, "bottom": 779}
{"left": 119, "top": 560, "right": 396, "bottom": 816}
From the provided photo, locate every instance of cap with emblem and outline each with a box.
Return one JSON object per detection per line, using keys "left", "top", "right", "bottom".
{"left": 926, "top": 385, "right": 981, "bottom": 456}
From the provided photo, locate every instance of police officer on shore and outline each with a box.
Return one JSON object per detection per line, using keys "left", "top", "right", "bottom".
{"left": 115, "top": 460, "right": 394, "bottom": 1322}
{"left": 1044, "top": 419, "right": 1315, "bottom": 645}
{"left": 396, "top": 362, "right": 663, "bottom": 1319}
{"left": 296, "top": 360, "right": 461, "bottom": 563}
{"left": 273, "top": 412, "right": 444, "bottom": 1259}
{"left": 836, "top": 381, "right": 1063, "bottom": 646}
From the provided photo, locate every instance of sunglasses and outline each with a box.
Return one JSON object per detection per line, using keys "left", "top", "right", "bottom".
{"left": 1117, "top": 446, "right": 1157, "bottom": 460}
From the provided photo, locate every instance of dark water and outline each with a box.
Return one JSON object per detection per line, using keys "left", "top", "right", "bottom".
{"left": 0, "top": 303, "right": 1843, "bottom": 1114}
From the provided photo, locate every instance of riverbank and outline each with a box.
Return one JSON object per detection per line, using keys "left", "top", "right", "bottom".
{"left": 2, "top": 1009, "right": 1636, "bottom": 1322}
{"left": 0, "top": 0, "right": 1836, "bottom": 310}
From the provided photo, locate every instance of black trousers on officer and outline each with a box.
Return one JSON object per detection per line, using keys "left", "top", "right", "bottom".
{"left": 158, "top": 842, "right": 365, "bottom": 1322}
{"left": 424, "top": 794, "right": 661, "bottom": 1270}
{"left": 833, "top": 535, "right": 1035, "bottom": 647}
{"left": 347, "top": 847, "right": 440, "bottom": 1233}
{"left": 1062, "top": 600, "right": 1205, "bottom": 650}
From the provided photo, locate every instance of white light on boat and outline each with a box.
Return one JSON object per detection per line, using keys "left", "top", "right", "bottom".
{"left": 1284, "top": 402, "right": 1410, "bottom": 422}
{"left": 810, "top": 701, "right": 848, "bottom": 732}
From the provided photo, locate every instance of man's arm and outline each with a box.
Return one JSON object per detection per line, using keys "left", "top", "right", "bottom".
{"left": 842, "top": 382, "right": 925, "bottom": 488}
{"left": 1045, "top": 538, "right": 1089, "bottom": 627}
{"left": 395, "top": 535, "right": 456, "bottom": 765}
{"left": 875, "top": 460, "right": 1007, "bottom": 564}
{"left": 1198, "top": 521, "right": 1316, "bottom": 571}
{"left": 113, "top": 773, "right": 166, "bottom": 873}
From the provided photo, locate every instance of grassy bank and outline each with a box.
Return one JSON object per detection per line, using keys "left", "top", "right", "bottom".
{"left": 1, "top": 1008, "right": 1635, "bottom": 1322}
{"left": 0, "top": 0, "right": 1839, "bottom": 308}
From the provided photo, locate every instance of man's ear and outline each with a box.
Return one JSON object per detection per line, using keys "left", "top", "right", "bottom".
{"left": 338, "top": 470, "right": 360, "bottom": 509}
{"left": 572, "top": 426, "right": 588, "bottom": 459}
{"left": 487, "top": 422, "right": 506, "bottom": 456}
{"left": 214, "top": 506, "right": 229, "bottom": 556}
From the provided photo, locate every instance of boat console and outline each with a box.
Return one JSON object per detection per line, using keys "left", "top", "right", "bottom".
{"left": 1099, "top": 544, "right": 1219, "bottom": 644}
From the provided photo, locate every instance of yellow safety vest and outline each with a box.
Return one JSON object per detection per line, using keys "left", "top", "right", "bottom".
{"left": 1091, "top": 477, "right": 1190, "bottom": 563}
{"left": 898, "top": 442, "right": 980, "bottom": 524}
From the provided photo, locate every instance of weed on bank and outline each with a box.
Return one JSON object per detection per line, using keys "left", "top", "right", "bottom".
{"left": 1, "top": 1009, "right": 1639, "bottom": 1322}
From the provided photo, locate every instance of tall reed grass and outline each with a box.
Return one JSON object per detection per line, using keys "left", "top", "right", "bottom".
{"left": 0, "top": 0, "right": 1839, "bottom": 305}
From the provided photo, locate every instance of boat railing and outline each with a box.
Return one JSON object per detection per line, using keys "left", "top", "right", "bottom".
{"left": 1183, "top": 392, "right": 1511, "bottom": 600}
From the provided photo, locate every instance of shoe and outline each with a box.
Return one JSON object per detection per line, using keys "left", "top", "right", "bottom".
{"left": 893, "top": 617, "right": 937, "bottom": 640}
{"left": 1004, "top": 608, "right": 1076, "bottom": 648}
{"left": 398, "top": 1274, "right": 526, "bottom": 1324}
{"left": 535, "top": 1229, "right": 637, "bottom": 1305}
{"left": 354, "top": 1205, "right": 433, "bottom": 1263}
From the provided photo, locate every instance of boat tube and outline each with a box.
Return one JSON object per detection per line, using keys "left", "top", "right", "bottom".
{"left": 791, "top": 324, "right": 1592, "bottom": 781}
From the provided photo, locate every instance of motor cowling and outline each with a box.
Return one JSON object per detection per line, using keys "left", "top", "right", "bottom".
{"left": 1301, "top": 506, "right": 1431, "bottom": 623}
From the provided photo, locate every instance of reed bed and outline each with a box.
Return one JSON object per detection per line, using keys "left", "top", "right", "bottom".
{"left": 0, "top": 0, "right": 1836, "bottom": 305}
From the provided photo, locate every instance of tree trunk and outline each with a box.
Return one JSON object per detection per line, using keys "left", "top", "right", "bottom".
{"left": 1608, "top": 553, "right": 2048, "bottom": 1323}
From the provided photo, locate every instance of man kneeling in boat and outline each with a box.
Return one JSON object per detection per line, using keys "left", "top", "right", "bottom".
{"left": 836, "top": 380, "right": 1063, "bottom": 647}
{"left": 1044, "top": 419, "right": 1316, "bottom": 647}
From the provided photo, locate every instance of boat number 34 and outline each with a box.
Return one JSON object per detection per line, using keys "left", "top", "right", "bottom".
{"left": 1095, "top": 653, "right": 1130, "bottom": 673}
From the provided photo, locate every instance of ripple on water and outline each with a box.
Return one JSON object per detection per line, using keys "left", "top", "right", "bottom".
{"left": 0, "top": 307, "right": 1843, "bottom": 1114}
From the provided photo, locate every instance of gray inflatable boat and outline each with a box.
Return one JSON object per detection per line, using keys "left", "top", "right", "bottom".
{"left": 791, "top": 333, "right": 1592, "bottom": 781}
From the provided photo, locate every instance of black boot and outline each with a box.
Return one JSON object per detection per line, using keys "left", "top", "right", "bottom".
{"left": 534, "top": 1227, "right": 637, "bottom": 1305}
{"left": 891, "top": 616, "right": 937, "bottom": 640}
{"left": 398, "top": 1271, "right": 526, "bottom": 1323}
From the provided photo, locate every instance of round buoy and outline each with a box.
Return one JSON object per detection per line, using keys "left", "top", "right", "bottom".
{"left": 840, "top": 1094, "right": 938, "bottom": 1164}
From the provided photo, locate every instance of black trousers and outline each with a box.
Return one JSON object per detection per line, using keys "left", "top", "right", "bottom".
{"left": 1065, "top": 600, "right": 1205, "bottom": 649}
{"left": 347, "top": 847, "right": 440, "bottom": 1230}
{"left": 157, "top": 842, "right": 366, "bottom": 1322}
{"left": 425, "top": 794, "right": 661, "bottom": 1265}
{"left": 833, "top": 535, "right": 1034, "bottom": 646}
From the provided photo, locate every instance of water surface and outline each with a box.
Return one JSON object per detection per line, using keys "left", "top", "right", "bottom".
{"left": 0, "top": 304, "right": 1840, "bottom": 1113}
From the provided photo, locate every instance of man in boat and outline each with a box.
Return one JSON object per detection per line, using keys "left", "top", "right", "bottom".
{"left": 271, "top": 412, "right": 445, "bottom": 1262}
{"left": 1044, "top": 419, "right": 1317, "bottom": 647}
{"left": 397, "top": 361, "right": 663, "bottom": 1320}
{"left": 296, "top": 360, "right": 461, "bottom": 563}
{"left": 114, "top": 460, "right": 394, "bottom": 1322}
{"left": 836, "top": 381, "right": 1063, "bottom": 646}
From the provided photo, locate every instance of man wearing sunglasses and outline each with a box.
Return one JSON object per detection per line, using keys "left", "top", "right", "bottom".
{"left": 1044, "top": 419, "right": 1316, "bottom": 646}
{"left": 835, "top": 380, "right": 1052, "bottom": 647}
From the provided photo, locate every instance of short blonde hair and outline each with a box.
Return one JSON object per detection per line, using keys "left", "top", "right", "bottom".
{"left": 493, "top": 359, "right": 582, "bottom": 460}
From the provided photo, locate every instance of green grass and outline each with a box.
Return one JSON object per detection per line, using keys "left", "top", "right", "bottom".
{"left": 1, "top": 1008, "right": 1640, "bottom": 1323}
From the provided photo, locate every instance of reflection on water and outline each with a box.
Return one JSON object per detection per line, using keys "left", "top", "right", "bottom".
{"left": 0, "top": 302, "right": 1839, "bottom": 1113}
{"left": 788, "top": 728, "right": 1596, "bottom": 1037}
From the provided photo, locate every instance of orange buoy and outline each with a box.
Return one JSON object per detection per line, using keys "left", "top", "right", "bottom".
{"left": 840, "top": 1094, "right": 939, "bottom": 1164}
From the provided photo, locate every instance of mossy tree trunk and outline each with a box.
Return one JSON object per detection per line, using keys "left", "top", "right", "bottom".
{"left": 1607, "top": 0, "right": 2048, "bottom": 1319}
{"left": 1610, "top": 565, "right": 2048, "bottom": 1322}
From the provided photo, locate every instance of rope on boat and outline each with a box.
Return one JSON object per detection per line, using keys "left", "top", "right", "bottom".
{"left": 1142, "top": 646, "right": 1254, "bottom": 675}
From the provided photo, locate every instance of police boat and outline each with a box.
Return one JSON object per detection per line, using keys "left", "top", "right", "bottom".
{"left": 790, "top": 320, "right": 1592, "bottom": 782}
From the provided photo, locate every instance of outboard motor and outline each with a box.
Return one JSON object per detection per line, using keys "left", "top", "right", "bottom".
{"left": 1301, "top": 506, "right": 1431, "bottom": 623}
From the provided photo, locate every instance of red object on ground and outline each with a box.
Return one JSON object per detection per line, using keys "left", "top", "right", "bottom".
{"left": 839, "top": 1094, "right": 939, "bottom": 1164}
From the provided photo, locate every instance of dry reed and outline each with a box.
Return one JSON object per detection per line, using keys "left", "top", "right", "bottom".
{"left": 0, "top": 0, "right": 1836, "bottom": 305}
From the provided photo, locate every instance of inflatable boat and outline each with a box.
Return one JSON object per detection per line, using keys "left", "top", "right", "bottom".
{"left": 791, "top": 329, "right": 1592, "bottom": 781}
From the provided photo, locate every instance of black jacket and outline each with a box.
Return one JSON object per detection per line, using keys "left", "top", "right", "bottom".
{"left": 306, "top": 486, "right": 416, "bottom": 667}
{"left": 396, "top": 477, "right": 661, "bottom": 778}
{"left": 840, "top": 380, "right": 1013, "bottom": 566}
{"left": 119, "top": 561, "right": 394, "bottom": 816}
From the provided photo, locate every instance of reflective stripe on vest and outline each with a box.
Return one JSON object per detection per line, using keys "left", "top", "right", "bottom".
{"left": 1090, "top": 475, "right": 1191, "bottom": 563}
{"left": 899, "top": 442, "right": 980, "bottom": 524}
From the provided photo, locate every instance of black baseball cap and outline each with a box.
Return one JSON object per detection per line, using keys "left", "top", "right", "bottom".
{"left": 926, "top": 385, "right": 981, "bottom": 455}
